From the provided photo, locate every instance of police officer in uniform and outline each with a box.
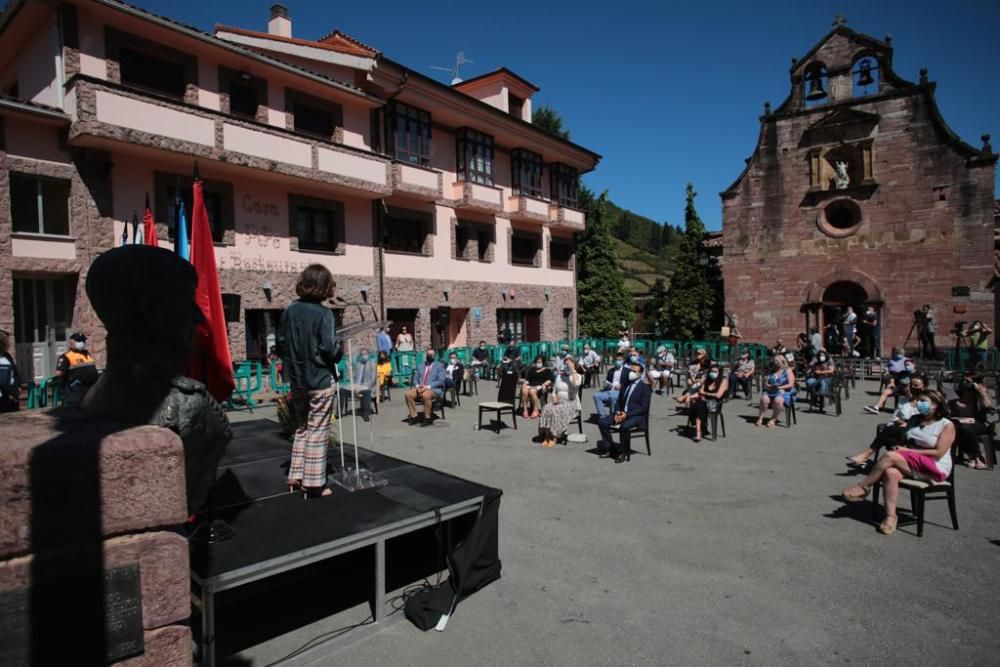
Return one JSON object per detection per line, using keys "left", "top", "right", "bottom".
{"left": 56, "top": 332, "right": 99, "bottom": 407}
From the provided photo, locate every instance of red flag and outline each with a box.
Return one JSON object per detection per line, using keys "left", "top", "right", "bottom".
{"left": 143, "top": 193, "right": 158, "bottom": 246}
{"left": 188, "top": 173, "right": 234, "bottom": 402}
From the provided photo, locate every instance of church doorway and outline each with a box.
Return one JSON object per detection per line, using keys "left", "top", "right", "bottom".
{"left": 821, "top": 281, "right": 880, "bottom": 356}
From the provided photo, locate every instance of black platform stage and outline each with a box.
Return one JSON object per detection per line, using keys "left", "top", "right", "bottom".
{"left": 190, "top": 419, "right": 500, "bottom": 666}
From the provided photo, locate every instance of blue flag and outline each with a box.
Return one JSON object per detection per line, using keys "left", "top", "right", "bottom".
{"left": 120, "top": 222, "right": 128, "bottom": 246}
{"left": 176, "top": 198, "right": 190, "bottom": 260}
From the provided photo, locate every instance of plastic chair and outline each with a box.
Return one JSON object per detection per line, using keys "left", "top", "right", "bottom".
{"left": 269, "top": 363, "right": 289, "bottom": 394}
{"left": 392, "top": 351, "right": 417, "bottom": 388}
{"left": 228, "top": 361, "right": 262, "bottom": 411}
{"left": 871, "top": 461, "right": 958, "bottom": 537}
{"left": 611, "top": 413, "right": 652, "bottom": 460}
{"left": 478, "top": 373, "right": 519, "bottom": 433}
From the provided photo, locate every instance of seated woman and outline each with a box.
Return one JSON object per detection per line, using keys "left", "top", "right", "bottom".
{"left": 375, "top": 351, "right": 393, "bottom": 404}
{"left": 538, "top": 356, "right": 582, "bottom": 448}
{"left": 674, "top": 348, "right": 711, "bottom": 407}
{"left": 521, "top": 355, "right": 553, "bottom": 419}
{"left": 864, "top": 349, "right": 911, "bottom": 414}
{"left": 841, "top": 389, "right": 955, "bottom": 535}
{"left": 756, "top": 355, "right": 795, "bottom": 427}
{"left": 805, "top": 350, "right": 836, "bottom": 401}
{"left": 950, "top": 372, "right": 992, "bottom": 470}
{"left": 845, "top": 374, "right": 926, "bottom": 469}
{"left": 690, "top": 363, "right": 728, "bottom": 442}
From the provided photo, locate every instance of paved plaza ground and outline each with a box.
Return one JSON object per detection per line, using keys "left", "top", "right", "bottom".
{"left": 225, "top": 379, "right": 1000, "bottom": 666}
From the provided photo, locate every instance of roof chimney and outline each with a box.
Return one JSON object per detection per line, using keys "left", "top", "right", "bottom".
{"left": 268, "top": 4, "right": 291, "bottom": 38}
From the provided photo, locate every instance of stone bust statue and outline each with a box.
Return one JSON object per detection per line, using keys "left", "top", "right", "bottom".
{"left": 82, "top": 246, "right": 231, "bottom": 515}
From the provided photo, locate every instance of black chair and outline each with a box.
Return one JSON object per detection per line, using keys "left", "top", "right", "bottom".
{"left": 709, "top": 398, "right": 726, "bottom": 440}
{"left": 478, "top": 373, "right": 519, "bottom": 433}
{"left": 462, "top": 368, "right": 479, "bottom": 397}
{"left": 611, "top": 413, "right": 651, "bottom": 460}
{"left": 871, "top": 461, "right": 958, "bottom": 537}
{"left": 785, "top": 398, "right": 797, "bottom": 428}
{"left": 570, "top": 385, "right": 586, "bottom": 435}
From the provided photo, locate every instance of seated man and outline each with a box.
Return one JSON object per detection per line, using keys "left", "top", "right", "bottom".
{"left": 597, "top": 360, "right": 652, "bottom": 463}
{"left": 56, "top": 332, "right": 99, "bottom": 407}
{"left": 864, "top": 348, "right": 911, "bottom": 414}
{"left": 805, "top": 349, "right": 835, "bottom": 401}
{"left": 405, "top": 348, "right": 446, "bottom": 426}
{"left": 593, "top": 352, "right": 626, "bottom": 419}
{"left": 578, "top": 344, "right": 601, "bottom": 388}
{"left": 728, "top": 351, "right": 755, "bottom": 399}
{"left": 471, "top": 340, "right": 492, "bottom": 379}
{"left": 651, "top": 345, "right": 676, "bottom": 395}
{"left": 339, "top": 346, "right": 377, "bottom": 421}
{"left": 444, "top": 352, "right": 464, "bottom": 402}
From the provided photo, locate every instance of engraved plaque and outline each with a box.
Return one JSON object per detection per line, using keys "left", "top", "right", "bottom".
{"left": 104, "top": 564, "right": 144, "bottom": 662}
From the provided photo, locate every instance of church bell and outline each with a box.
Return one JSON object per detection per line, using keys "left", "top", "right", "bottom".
{"left": 805, "top": 69, "right": 827, "bottom": 101}
{"left": 856, "top": 60, "right": 875, "bottom": 87}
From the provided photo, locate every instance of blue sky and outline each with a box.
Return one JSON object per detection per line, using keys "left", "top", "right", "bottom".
{"left": 138, "top": 0, "right": 999, "bottom": 230}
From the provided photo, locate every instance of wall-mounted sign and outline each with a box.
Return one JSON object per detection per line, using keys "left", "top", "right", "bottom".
{"left": 472, "top": 308, "right": 482, "bottom": 321}
{"left": 951, "top": 286, "right": 971, "bottom": 297}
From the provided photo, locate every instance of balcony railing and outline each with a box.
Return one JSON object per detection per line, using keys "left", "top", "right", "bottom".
{"left": 548, "top": 204, "right": 585, "bottom": 232}
{"left": 392, "top": 161, "right": 443, "bottom": 200}
{"left": 452, "top": 181, "right": 503, "bottom": 213}
{"left": 505, "top": 193, "right": 550, "bottom": 223}
{"left": 66, "top": 75, "right": 391, "bottom": 197}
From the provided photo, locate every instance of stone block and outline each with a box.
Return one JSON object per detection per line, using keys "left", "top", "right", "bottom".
{"left": 0, "top": 531, "right": 189, "bottom": 629}
{"left": 0, "top": 411, "right": 186, "bottom": 558}
{"left": 118, "top": 625, "right": 192, "bottom": 667}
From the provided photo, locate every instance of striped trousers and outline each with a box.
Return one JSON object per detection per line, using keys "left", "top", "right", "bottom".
{"left": 288, "top": 387, "right": 335, "bottom": 489}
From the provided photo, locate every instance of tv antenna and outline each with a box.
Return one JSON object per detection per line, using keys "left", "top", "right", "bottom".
{"left": 431, "top": 51, "right": 472, "bottom": 85}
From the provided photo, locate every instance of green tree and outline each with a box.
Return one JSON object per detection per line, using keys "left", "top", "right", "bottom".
{"left": 661, "top": 183, "right": 717, "bottom": 339}
{"left": 577, "top": 192, "right": 633, "bottom": 337}
{"left": 532, "top": 105, "right": 570, "bottom": 140}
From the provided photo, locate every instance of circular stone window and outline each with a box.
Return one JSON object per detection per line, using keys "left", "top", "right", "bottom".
{"left": 818, "top": 199, "right": 863, "bottom": 238}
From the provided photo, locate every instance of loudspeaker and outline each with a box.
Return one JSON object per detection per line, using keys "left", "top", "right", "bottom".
{"left": 435, "top": 306, "right": 451, "bottom": 330}
{"left": 221, "top": 293, "right": 241, "bottom": 322}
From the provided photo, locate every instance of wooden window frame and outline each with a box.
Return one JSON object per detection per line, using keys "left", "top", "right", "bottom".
{"left": 105, "top": 28, "right": 197, "bottom": 102}
{"left": 388, "top": 102, "right": 432, "bottom": 167}
{"left": 549, "top": 163, "right": 579, "bottom": 209}
{"left": 285, "top": 88, "right": 343, "bottom": 142}
{"left": 511, "top": 148, "right": 544, "bottom": 198}
{"left": 383, "top": 206, "right": 434, "bottom": 257}
{"left": 456, "top": 128, "right": 494, "bottom": 186}
{"left": 509, "top": 229, "right": 542, "bottom": 268}
{"left": 289, "top": 194, "right": 346, "bottom": 254}
{"left": 219, "top": 66, "right": 267, "bottom": 122}
{"left": 9, "top": 172, "right": 71, "bottom": 236}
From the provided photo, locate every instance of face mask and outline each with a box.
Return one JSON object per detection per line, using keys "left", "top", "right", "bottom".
{"left": 915, "top": 400, "right": 931, "bottom": 415}
{"left": 614, "top": 359, "right": 624, "bottom": 368}
{"left": 584, "top": 349, "right": 590, "bottom": 354}
{"left": 534, "top": 362, "right": 543, "bottom": 369}
{"left": 904, "top": 365, "right": 915, "bottom": 373}
{"left": 628, "top": 371, "right": 639, "bottom": 382}
{"left": 426, "top": 354, "right": 435, "bottom": 363}
{"left": 449, "top": 358, "right": 457, "bottom": 365}
{"left": 360, "top": 354, "right": 369, "bottom": 363}
{"left": 818, "top": 356, "right": 826, "bottom": 363}
{"left": 74, "top": 341, "right": 85, "bottom": 351}
{"left": 502, "top": 359, "right": 510, "bottom": 365}
{"left": 899, "top": 376, "right": 910, "bottom": 385}
{"left": 479, "top": 345, "right": 485, "bottom": 350}
{"left": 708, "top": 372, "right": 719, "bottom": 380}
{"left": 893, "top": 354, "right": 902, "bottom": 361}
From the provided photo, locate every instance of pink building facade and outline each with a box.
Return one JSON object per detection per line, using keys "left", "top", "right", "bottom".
{"left": 0, "top": 0, "right": 599, "bottom": 379}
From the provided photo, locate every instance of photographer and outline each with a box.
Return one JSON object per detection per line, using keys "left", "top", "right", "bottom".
{"left": 964, "top": 320, "right": 992, "bottom": 369}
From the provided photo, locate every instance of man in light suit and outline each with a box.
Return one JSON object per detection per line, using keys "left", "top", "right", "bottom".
{"left": 597, "top": 361, "right": 652, "bottom": 463}
{"left": 406, "top": 347, "right": 446, "bottom": 426}
{"left": 340, "top": 346, "right": 377, "bottom": 421}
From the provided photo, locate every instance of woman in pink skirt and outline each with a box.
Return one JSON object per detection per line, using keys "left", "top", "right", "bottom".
{"left": 840, "top": 389, "right": 954, "bottom": 535}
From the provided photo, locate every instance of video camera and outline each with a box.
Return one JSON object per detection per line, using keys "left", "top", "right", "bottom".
{"left": 951, "top": 320, "right": 967, "bottom": 336}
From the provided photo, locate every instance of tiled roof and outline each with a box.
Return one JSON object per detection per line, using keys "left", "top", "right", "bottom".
{"left": 215, "top": 24, "right": 378, "bottom": 58}
{"left": 453, "top": 67, "right": 540, "bottom": 93}
{"left": 317, "top": 29, "right": 379, "bottom": 57}
{"left": 94, "top": 1, "right": 372, "bottom": 98}
{"left": 703, "top": 231, "right": 724, "bottom": 248}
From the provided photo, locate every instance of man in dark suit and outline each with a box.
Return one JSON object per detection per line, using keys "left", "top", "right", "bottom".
{"left": 597, "top": 361, "right": 652, "bottom": 463}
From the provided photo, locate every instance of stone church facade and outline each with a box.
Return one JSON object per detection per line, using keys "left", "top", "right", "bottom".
{"left": 721, "top": 22, "right": 996, "bottom": 355}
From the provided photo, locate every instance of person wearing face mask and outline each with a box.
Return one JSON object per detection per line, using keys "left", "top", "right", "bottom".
{"left": 444, "top": 352, "right": 465, "bottom": 404}
{"left": 521, "top": 355, "right": 553, "bottom": 419}
{"left": 405, "top": 347, "right": 446, "bottom": 426}
{"left": 597, "top": 361, "right": 652, "bottom": 463}
{"left": 578, "top": 344, "right": 601, "bottom": 389}
{"left": 537, "top": 356, "right": 582, "bottom": 447}
{"left": 499, "top": 354, "right": 523, "bottom": 378}
{"left": 472, "top": 340, "right": 492, "bottom": 379}
{"left": 805, "top": 350, "right": 836, "bottom": 407}
{"left": 55, "top": 332, "right": 99, "bottom": 408}
{"left": 864, "top": 348, "right": 911, "bottom": 414}
{"left": 593, "top": 352, "right": 626, "bottom": 419}
{"left": 846, "top": 374, "right": 927, "bottom": 470}
{"left": 756, "top": 355, "right": 795, "bottom": 427}
{"left": 691, "top": 363, "right": 728, "bottom": 442}
{"left": 949, "top": 372, "right": 992, "bottom": 470}
{"left": 675, "top": 348, "right": 710, "bottom": 407}
{"left": 340, "top": 346, "right": 377, "bottom": 421}
{"left": 841, "top": 390, "right": 955, "bottom": 535}
{"left": 728, "top": 351, "right": 755, "bottom": 400}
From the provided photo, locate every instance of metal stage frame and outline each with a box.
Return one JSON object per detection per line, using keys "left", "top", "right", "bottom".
{"left": 191, "top": 495, "right": 485, "bottom": 666}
